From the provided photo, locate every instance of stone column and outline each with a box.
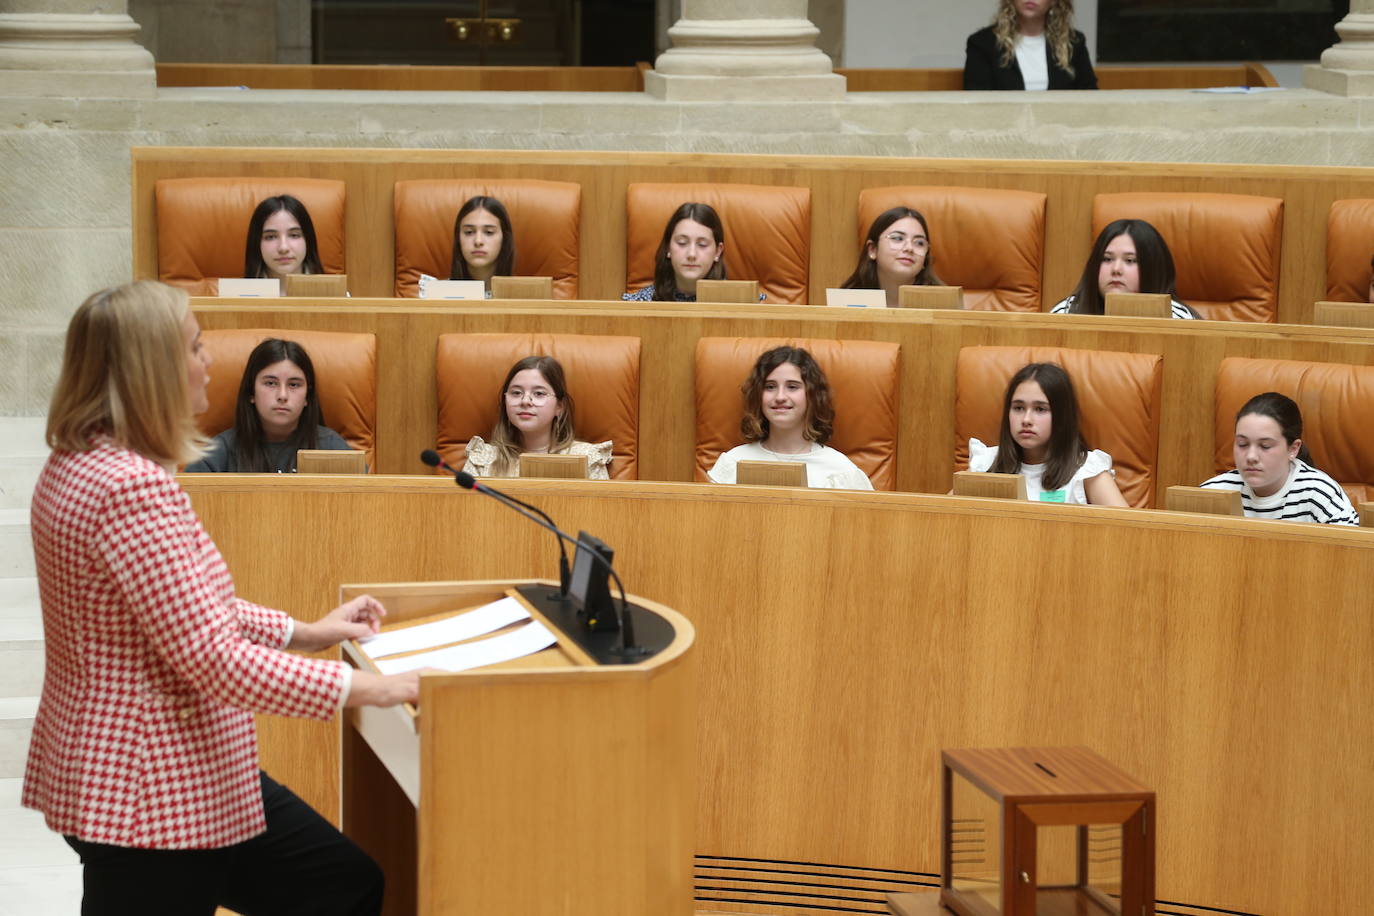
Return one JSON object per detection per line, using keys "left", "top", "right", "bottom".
{"left": 645, "top": 0, "right": 845, "bottom": 101}
{"left": 0, "top": 0, "right": 155, "bottom": 99}
{"left": 1304, "top": 0, "right": 1374, "bottom": 96}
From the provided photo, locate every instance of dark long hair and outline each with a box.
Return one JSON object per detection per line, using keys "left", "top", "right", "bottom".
{"left": 487, "top": 355, "right": 577, "bottom": 476}
{"left": 739, "top": 346, "right": 835, "bottom": 446}
{"left": 652, "top": 202, "right": 727, "bottom": 301}
{"left": 1065, "top": 218, "right": 1182, "bottom": 316}
{"left": 243, "top": 195, "right": 323, "bottom": 279}
{"left": 232, "top": 338, "right": 325, "bottom": 472}
{"left": 450, "top": 195, "right": 515, "bottom": 281}
{"left": 1236, "top": 391, "right": 1314, "bottom": 466}
{"left": 989, "top": 362, "right": 1089, "bottom": 491}
{"left": 841, "top": 206, "right": 943, "bottom": 290}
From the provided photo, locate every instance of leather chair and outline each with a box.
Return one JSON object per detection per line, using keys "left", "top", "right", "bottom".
{"left": 1325, "top": 199, "right": 1374, "bottom": 303}
{"left": 197, "top": 328, "right": 377, "bottom": 469}
{"left": 856, "top": 186, "right": 1047, "bottom": 311}
{"left": 625, "top": 183, "right": 811, "bottom": 304}
{"left": 1092, "top": 192, "right": 1284, "bottom": 322}
{"left": 953, "top": 346, "right": 1164, "bottom": 508}
{"left": 694, "top": 337, "right": 901, "bottom": 490}
{"left": 434, "top": 333, "right": 641, "bottom": 479}
{"left": 393, "top": 179, "right": 581, "bottom": 299}
{"left": 155, "top": 178, "right": 347, "bottom": 296}
{"left": 1213, "top": 356, "right": 1374, "bottom": 503}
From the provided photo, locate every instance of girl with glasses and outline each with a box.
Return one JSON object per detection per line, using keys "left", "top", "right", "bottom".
{"left": 462, "top": 355, "right": 612, "bottom": 479}
{"left": 840, "top": 207, "right": 944, "bottom": 307}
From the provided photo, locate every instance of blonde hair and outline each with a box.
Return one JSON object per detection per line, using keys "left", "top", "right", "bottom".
{"left": 47, "top": 281, "right": 208, "bottom": 467}
{"left": 993, "top": 0, "right": 1076, "bottom": 77}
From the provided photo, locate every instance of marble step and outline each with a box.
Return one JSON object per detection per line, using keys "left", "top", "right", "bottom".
{"left": 0, "top": 510, "right": 33, "bottom": 578}
{"left": 0, "top": 417, "right": 48, "bottom": 510}
{"left": 0, "top": 599, "right": 42, "bottom": 701}
{"left": 0, "top": 697, "right": 37, "bottom": 780}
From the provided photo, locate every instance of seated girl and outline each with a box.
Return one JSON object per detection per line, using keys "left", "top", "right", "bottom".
{"left": 462, "top": 355, "right": 612, "bottom": 479}
{"left": 1052, "top": 218, "right": 1198, "bottom": 319}
{"left": 623, "top": 202, "right": 730, "bottom": 302}
{"left": 244, "top": 195, "right": 324, "bottom": 281}
{"left": 840, "top": 206, "right": 945, "bottom": 307}
{"left": 967, "top": 362, "right": 1128, "bottom": 506}
{"left": 708, "top": 346, "right": 873, "bottom": 490}
{"left": 1199, "top": 392, "right": 1359, "bottom": 525}
{"left": 419, "top": 195, "right": 514, "bottom": 299}
{"left": 186, "top": 338, "right": 355, "bottom": 473}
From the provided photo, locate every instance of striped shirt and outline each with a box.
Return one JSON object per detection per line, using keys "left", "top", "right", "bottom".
{"left": 1199, "top": 460, "right": 1360, "bottom": 526}
{"left": 1051, "top": 295, "right": 1197, "bottom": 319}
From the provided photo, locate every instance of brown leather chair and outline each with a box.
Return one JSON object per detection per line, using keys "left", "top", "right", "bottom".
{"left": 1325, "top": 199, "right": 1374, "bottom": 303}
{"left": 155, "top": 178, "right": 347, "bottom": 296}
{"left": 198, "top": 328, "right": 377, "bottom": 469}
{"left": 393, "top": 179, "right": 581, "bottom": 299}
{"left": 434, "top": 333, "right": 640, "bottom": 479}
{"left": 1092, "top": 192, "right": 1284, "bottom": 322}
{"left": 856, "top": 186, "right": 1047, "bottom": 311}
{"left": 694, "top": 337, "right": 901, "bottom": 490}
{"left": 625, "top": 183, "right": 810, "bottom": 304}
{"left": 1213, "top": 356, "right": 1374, "bottom": 503}
{"left": 954, "top": 346, "right": 1164, "bottom": 508}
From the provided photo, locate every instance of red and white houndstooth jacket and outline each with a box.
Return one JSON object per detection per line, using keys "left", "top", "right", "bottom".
{"left": 22, "top": 437, "right": 349, "bottom": 849}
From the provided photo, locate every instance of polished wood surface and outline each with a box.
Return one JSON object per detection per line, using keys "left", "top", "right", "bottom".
{"left": 952, "top": 470, "right": 1025, "bottom": 501}
{"left": 133, "top": 146, "right": 1374, "bottom": 322}
{"left": 900, "top": 285, "right": 965, "bottom": 310}
{"left": 1105, "top": 292, "right": 1172, "bottom": 318}
{"left": 840, "top": 64, "right": 1277, "bottom": 92}
{"left": 155, "top": 63, "right": 644, "bottom": 92}
{"left": 186, "top": 475, "right": 1374, "bottom": 916}
{"left": 1313, "top": 299, "right": 1374, "bottom": 328}
{"left": 189, "top": 299, "right": 1374, "bottom": 503}
{"left": 1165, "top": 485, "right": 1243, "bottom": 517}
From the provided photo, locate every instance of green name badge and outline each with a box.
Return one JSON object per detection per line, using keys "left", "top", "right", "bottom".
{"left": 1039, "top": 488, "right": 1067, "bottom": 503}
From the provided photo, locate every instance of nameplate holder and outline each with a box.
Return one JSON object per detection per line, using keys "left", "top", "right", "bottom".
{"left": 898, "top": 285, "right": 964, "bottom": 310}
{"left": 1359, "top": 501, "right": 1373, "bottom": 528}
{"left": 422, "top": 279, "right": 486, "bottom": 300}
{"left": 736, "top": 460, "right": 807, "bottom": 488}
{"left": 217, "top": 278, "right": 280, "bottom": 298}
{"left": 296, "top": 449, "right": 367, "bottom": 474}
{"left": 824, "top": 288, "right": 886, "bottom": 308}
{"left": 1313, "top": 300, "right": 1374, "bottom": 329}
{"left": 1105, "top": 292, "right": 1172, "bottom": 318}
{"left": 520, "top": 453, "right": 588, "bottom": 479}
{"left": 696, "top": 279, "right": 760, "bottom": 304}
{"left": 284, "top": 274, "right": 348, "bottom": 297}
{"left": 490, "top": 276, "right": 554, "bottom": 300}
{"left": 1165, "top": 486, "right": 1244, "bottom": 517}
{"left": 953, "top": 470, "right": 1026, "bottom": 500}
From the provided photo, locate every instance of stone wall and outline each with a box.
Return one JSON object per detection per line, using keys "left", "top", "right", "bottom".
{"left": 2, "top": 86, "right": 1373, "bottom": 413}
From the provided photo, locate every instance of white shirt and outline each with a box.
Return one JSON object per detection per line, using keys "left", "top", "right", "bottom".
{"left": 968, "top": 438, "right": 1115, "bottom": 505}
{"left": 708, "top": 441, "right": 874, "bottom": 491}
{"left": 1015, "top": 33, "right": 1049, "bottom": 91}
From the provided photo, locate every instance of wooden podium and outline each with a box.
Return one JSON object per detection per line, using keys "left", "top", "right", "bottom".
{"left": 337, "top": 579, "right": 696, "bottom": 916}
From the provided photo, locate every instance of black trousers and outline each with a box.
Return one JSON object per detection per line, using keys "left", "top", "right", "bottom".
{"left": 64, "top": 771, "right": 383, "bottom": 916}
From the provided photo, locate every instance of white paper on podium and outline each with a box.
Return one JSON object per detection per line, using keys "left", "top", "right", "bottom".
{"left": 374, "top": 619, "right": 558, "bottom": 674}
{"left": 359, "top": 596, "right": 530, "bottom": 658}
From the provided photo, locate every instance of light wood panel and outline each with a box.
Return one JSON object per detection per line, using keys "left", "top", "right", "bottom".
{"left": 134, "top": 147, "right": 1374, "bottom": 323}
{"left": 190, "top": 299, "right": 1374, "bottom": 504}
{"left": 184, "top": 475, "right": 1374, "bottom": 916}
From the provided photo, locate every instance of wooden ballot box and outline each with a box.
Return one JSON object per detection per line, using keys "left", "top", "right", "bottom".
{"left": 338, "top": 578, "right": 696, "bottom": 916}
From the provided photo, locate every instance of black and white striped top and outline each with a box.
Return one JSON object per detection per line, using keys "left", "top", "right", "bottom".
{"left": 1199, "top": 460, "right": 1360, "bottom": 526}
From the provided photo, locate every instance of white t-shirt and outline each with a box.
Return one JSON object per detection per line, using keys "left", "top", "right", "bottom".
{"left": 1199, "top": 459, "right": 1360, "bottom": 526}
{"left": 968, "top": 438, "right": 1115, "bottom": 505}
{"left": 708, "top": 441, "right": 874, "bottom": 491}
{"left": 1015, "top": 33, "right": 1049, "bottom": 91}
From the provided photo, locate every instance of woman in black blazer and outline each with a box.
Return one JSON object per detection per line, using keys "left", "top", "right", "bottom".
{"left": 964, "top": 0, "right": 1097, "bottom": 90}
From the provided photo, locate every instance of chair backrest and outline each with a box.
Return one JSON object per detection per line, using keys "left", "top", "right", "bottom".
{"left": 434, "top": 333, "right": 641, "bottom": 479}
{"left": 694, "top": 337, "right": 901, "bottom": 490}
{"left": 1214, "top": 356, "right": 1374, "bottom": 503}
{"left": 856, "top": 186, "right": 1046, "bottom": 312}
{"left": 953, "top": 346, "right": 1164, "bottom": 508}
{"left": 625, "top": 183, "right": 811, "bottom": 304}
{"left": 393, "top": 179, "right": 581, "bottom": 299}
{"left": 199, "top": 328, "right": 377, "bottom": 469}
{"left": 155, "top": 178, "right": 347, "bottom": 296}
{"left": 1092, "top": 191, "right": 1284, "bottom": 322}
{"left": 1325, "top": 199, "right": 1374, "bottom": 303}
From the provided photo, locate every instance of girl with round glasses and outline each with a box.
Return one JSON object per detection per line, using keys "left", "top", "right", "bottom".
{"left": 840, "top": 207, "right": 944, "bottom": 307}
{"left": 462, "top": 355, "right": 612, "bottom": 478}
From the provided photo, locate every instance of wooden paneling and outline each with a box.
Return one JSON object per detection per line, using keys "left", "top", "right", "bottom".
{"left": 134, "top": 147, "right": 1374, "bottom": 323}
{"left": 190, "top": 299, "right": 1374, "bottom": 504}
{"left": 156, "top": 63, "right": 644, "bottom": 92}
{"left": 184, "top": 475, "right": 1374, "bottom": 916}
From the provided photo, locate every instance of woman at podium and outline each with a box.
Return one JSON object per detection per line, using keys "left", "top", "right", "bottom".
{"left": 24, "top": 281, "right": 420, "bottom": 914}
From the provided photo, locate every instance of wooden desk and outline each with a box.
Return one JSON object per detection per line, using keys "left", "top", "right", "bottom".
{"left": 186, "top": 475, "right": 1374, "bottom": 916}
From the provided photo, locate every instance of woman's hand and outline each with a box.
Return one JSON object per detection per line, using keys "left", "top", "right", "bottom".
{"left": 288, "top": 595, "right": 388, "bottom": 653}
{"left": 345, "top": 670, "right": 422, "bottom": 708}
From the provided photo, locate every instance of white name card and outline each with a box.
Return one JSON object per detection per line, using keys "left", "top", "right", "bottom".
{"left": 217, "top": 278, "right": 281, "bottom": 298}
{"left": 422, "top": 279, "right": 487, "bottom": 300}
